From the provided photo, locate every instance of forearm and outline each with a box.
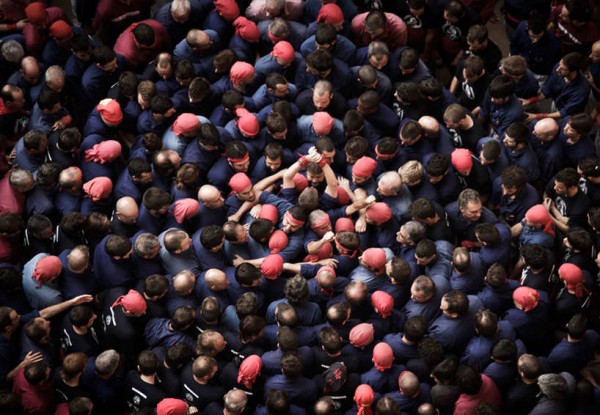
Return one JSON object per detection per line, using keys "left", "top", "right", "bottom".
{"left": 307, "top": 238, "right": 328, "bottom": 254}
{"left": 255, "top": 170, "right": 285, "bottom": 191}
{"left": 282, "top": 161, "right": 302, "bottom": 189}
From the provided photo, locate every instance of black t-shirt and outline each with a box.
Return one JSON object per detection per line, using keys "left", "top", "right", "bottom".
{"left": 544, "top": 180, "right": 591, "bottom": 230}
{"left": 456, "top": 63, "right": 490, "bottom": 111}
{"left": 60, "top": 315, "right": 102, "bottom": 357}
{"left": 180, "top": 363, "right": 226, "bottom": 409}
{"left": 125, "top": 370, "right": 167, "bottom": 413}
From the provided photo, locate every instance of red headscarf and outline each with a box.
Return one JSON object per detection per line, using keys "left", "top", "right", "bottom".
{"left": 371, "top": 291, "right": 394, "bottom": 319}
{"left": 261, "top": 254, "right": 284, "bottom": 280}
{"left": 354, "top": 384, "right": 375, "bottom": 415}
{"left": 237, "top": 355, "right": 262, "bottom": 389}
{"left": 230, "top": 61, "right": 255, "bottom": 85}
{"left": 271, "top": 41, "right": 295, "bottom": 64}
{"left": 366, "top": 203, "right": 392, "bottom": 225}
{"left": 233, "top": 17, "right": 260, "bottom": 42}
{"left": 312, "top": 112, "right": 334, "bottom": 135}
{"left": 173, "top": 198, "right": 200, "bottom": 223}
{"left": 96, "top": 99, "right": 123, "bottom": 125}
{"left": 25, "top": 2, "right": 47, "bottom": 25}
{"left": 157, "top": 399, "right": 187, "bottom": 415}
{"left": 451, "top": 148, "right": 473, "bottom": 173}
{"left": 173, "top": 113, "right": 200, "bottom": 136}
{"left": 83, "top": 177, "right": 113, "bottom": 202}
{"left": 229, "top": 173, "right": 252, "bottom": 193}
{"left": 268, "top": 230, "right": 288, "bottom": 254}
{"left": 112, "top": 289, "right": 147, "bottom": 314}
{"left": 362, "top": 248, "right": 386, "bottom": 275}
{"left": 373, "top": 342, "right": 394, "bottom": 372}
{"left": 512, "top": 286, "right": 540, "bottom": 313}
{"left": 317, "top": 3, "right": 344, "bottom": 26}
{"left": 352, "top": 157, "right": 377, "bottom": 179}
{"left": 214, "top": 0, "right": 240, "bottom": 21}
{"left": 259, "top": 204, "right": 279, "bottom": 225}
{"left": 350, "top": 323, "right": 374, "bottom": 348}
{"left": 525, "top": 204, "right": 555, "bottom": 236}
{"left": 84, "top": 140, "right": 122, "bottom": 163}
{"left": 235, "top": 108, "right": 260, "bottom": 137}
{"left": 32, "top": 255, "right": 62, "bottom": 288}
{"left": 335, "top": 217, "right": 355, "bottom": 233}
{"left": 559, "top": 263, "right": 586, "bottom": 300}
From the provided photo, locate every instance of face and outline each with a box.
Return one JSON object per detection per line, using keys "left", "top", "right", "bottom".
{"left": 556, "top": 60, "right": 570, "bottom": 77}
{"left": 307, "top": 171, "right": 325, "bottom": 187}
{"left": 467, "top": 39, "right": 485, "bottom": 52}
{"left": 179, "top": 235, "right": 193, "bottom": 252}
{"left": 321, "top": 150, "right": 336, "bottom": 164}
{"left": 439, "top": 298, "right": 452, "bottom": 317}
{"left": 410, "top": 285, "right": 431, "bottom": 303}
{"left": 490, "top": 96, "right": 509, "bottom": 105}
{"left": 553, "top": 180, "right": 568, "bottom": 196}
{"left": 461, "top": 200, "right": 483, "bottom": 221}
{"left": 445, "top": 119, "right": 460, "bottom": 130}
{"left": 265, "top": 156, "right": 282, "bottom": 172}
{"left": 527, "top": 29, "right": 544, "bottom": 44}
{"left": 237, "top": 186, "right": 255, "bottom": 202}
{"left": 100, "top": 58, "right": 118, "bottom": 73}
{"left": 313, "top": 93, "right": 332, "bottom": 111}
{"left": 9, "top": 91, "right": 26, "bottom": 109}
{"left": 415, "top": 254, "right": 434, "bottom": 266}
{"left": 156, "top": 63, "right": 172, "bottom": 80}
{"left": 271, "top": 83, "right": 289, "bottom": 97}
{"left": 203, "top": 192, "right": 224, "bottom": 209}
{"left": 428, "top": 174, "right": 444, "bottom": 185}
{"left": 270, "top": 129, "right": 287, "bottom": 140}
{"left": 73, "top": 48, "right": 92, "bottom": 62}
{"left": 563, "top": 122, "right": 579, "bottom": 142}
{"left": 352, "top": 174, "right": 368, "bottom": 185}
{"left": 22, "top": 67, "right": 40, "bottom": 85}
{"left": 503, "top": 135, "right": 517, "bottom": 149}
{"left": 369, "top": 54, "right": 388, "bottom": 70}
{"left": 117, "top": 209, "right": 138, "bottom": 225}
{"left": 396, "top": 228, "right": 410, "bottom": 246}
{"left": 366, "top": 26, "right": 384, "bottom": 38}
{"left": 282, "top": 215, "right": 302, "bottom": 234}
{"left": 501, "top": 184, "right": 519, "bottom": 198}
{"left": 235, "top": 225, "right": 249, "bottom": 243}
{"left": 590, "top": 44, "right": 600, "bottom": 63}
{"left": 231, "top": 158, "right": 250, "bottom": 173}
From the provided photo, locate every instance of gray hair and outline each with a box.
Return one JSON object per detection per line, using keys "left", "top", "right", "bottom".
{"left": 135, "top": 233, "right": 160, "bottom": 256}
{"left": 401, "top": 220, "right": 426, "bottom": 243}
{"left": 95, "top": 349, "right": 120, "bottom": 377}
{"left": 224, "top": 389, "right": 248, "bottom": 414}
{"left": 1, "top": 40, "right": 24, "bottom": 64}
{"left": 9, "top": 168, "right": 34, "bottom": 191}
{"left": 170, "top": 0, "right": 191, "bottom": 15}
{"left": 313, "top": 80, "right": 333, "bottom": 96}
{"left": 367, "top": 41, "right": 389, "bottom": 58}
{"left": 458, "top": 188, "right": 481, "bottom": 210}
{"left": 45, "top": 65, "right": 65, "bottom": 83}
{"left": 538, "top": 374, "right": 567, "bottom": 400}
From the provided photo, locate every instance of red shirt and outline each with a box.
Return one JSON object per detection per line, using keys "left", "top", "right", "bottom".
{"left": 113, "top": 19, "right": 171, "bottom": 71}
{"left": 12, "top": 367, "right": 55, "bottom": 415}
{"left": 351, "top": 12, "right": 408, "bottom": 51}
{"left": 0, "top": 174, "right": 25, "bottom": 216}
{"left": 454, "top": 374, "right": 502, "bottom": 415}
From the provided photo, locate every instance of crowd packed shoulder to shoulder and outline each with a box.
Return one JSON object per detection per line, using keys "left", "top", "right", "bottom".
{"left": 1, "top": 0, "right": 600, "bottom": 414}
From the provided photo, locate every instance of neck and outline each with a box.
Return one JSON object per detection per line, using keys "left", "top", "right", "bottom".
{"left": 72, "top": 325, "right": 88, "bottom": 335}
{"left": 140, "top": 373, "right": 156, "bottom": 384}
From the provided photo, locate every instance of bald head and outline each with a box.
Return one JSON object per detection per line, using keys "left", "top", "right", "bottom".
{"left": 198, "top": 184, "right": 224, "bottom": 209}
{"left": 204, "top": 269, "right": 228, "bottom": 291}
{"left": 187, "top": 29, "right": 210, "bottom": 49}
{"left": 399, "top": 371, "right": 419, "bottom": 396}
{"left": 21, "top": 56, "right": 40, "bottom": 84}
{"left": 115, "top": 197, "right": 139, "bottom": 225}
{"left": 418, "top": 116, "right": 440, "bottom": 137}
{"left": 317, "top": 269, "right": 336, "bottom": 288}
{"left": 67, "top": 245, "right": 90, "bottom": 273}
{"left": 173, "top": 270, "right": 196, "bottom": 295}
{"left": 59, "top": 167, "right": 83, "bottom": 189}
{"left": 224, "top": 389, "right": 248, "bottom": 415}
{"left": 345, "top": 281, "right": 368, "bottom": 304}
{"left": 377, "top": 171, "right": 403, "bottom": 196}
{"left": 533, "top": 118, "right": 559, "bottom": 142}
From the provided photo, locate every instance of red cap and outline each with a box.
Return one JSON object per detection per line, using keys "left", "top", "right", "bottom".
{"left": 268, "top": 230, "right": 288, "bottom": 254}
{"left": 229, "top": 173, "right": 252, "bottom": 193}
{"left": 112, "top": 289, "right": 147, "bottom": 314}
{"left": 236, "top": 108, "right": 260, "bottom": 137}
{"left": 96, "top": 98, "right": 123, "bottom": 125}
{"left": 512, "top": 286, "right": 539, "bottom": 313}
{"left": 32, "top": 255, "right": 62, "bottom": 287}
{"left": 233, "top": 16, "right": 260, "bottom": 42}
{"left": 371, "top": 291, "right": 394, "bottom": 319}
{"left": 293, "top": 173, "right": 309, "bottom": 192}
{"left": 312, "top": 112, "right": 334, "bottom": 135}
{"left": 83, "top": 177, "right": 113, "bottom": 201}
{"left": 451, "top": 148, "right": 473, "bottom": 173}
{"left": 352, "top": 156, "right": 377, "bottom": 179}
{"left": 317, "top": 3, "right": 344, "bottom": 26}
{"left": 525, "top": 204, "right": 554, "bottom": 236}
{"left": 354, "top": 384, "right": 375, "bottom": 413}
{"left": 261, "top": 254, "right": 284, "bottom": 280}
{"left": 84, "top": 140, "right": 122, "bottom": 164}
{"left": 349, "top": 323, "right": 374, "bottom": 348}
{"left": 214, "top": 0, "right": 240, "bottom": 21}
{"left": 49, "top": 20, "right": 72, "bottom": 40}
{"left": 230, "top": 61, "right": 255, "bottom": 84}
{"left": 237, "top": 355, "right": 262, "bottom": 389}
{"left": 173, "top": 198, "right": 200, "bottom": 223}
{"left": 559, "top": 263, "right": 585, "bottom": 299}
{"left": 173, "top": 113, "right": 200, "bottom": 136}
{"left": 373, "top": 342, "right": 394, "bottom": 371}
{"left": 272, "top": 41, "right": 295, "bottom": 64}
{"left": 366, "top": 202, "right": 392, "bottom": 224}
{"left": 25, "top": 2, "right": 47, "bottom": 24}
{"left": 335, "top": 217, "right": 355, "bottom": 233}
{"left": 362, "top": 248, "right": 386, "bottom": 275}
{"left": 259, "top": 204, "right": 279, "bottom": 225}
{"left": 157, "top": 399, "right": 187, "bottom": 415}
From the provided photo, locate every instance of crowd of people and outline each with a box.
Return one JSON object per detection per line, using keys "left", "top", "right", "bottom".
{"left": 1, "top": 0, "right": 600, "bottom": 414}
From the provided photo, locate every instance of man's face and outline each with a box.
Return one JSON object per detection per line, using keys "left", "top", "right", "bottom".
{"left": 100, "top": 58, "right": 118, "bottom": 73}
{"left": 396, "top": 228, "right": 410, "bottom": 246}
{"left": 563, "top": 122, "right": 579, "bottom": 143}
{"left": 369, "top": 54, "right": 388, "bottom": 70}
{"left": 556, "top": 60, "right": 571, "bottom": 77}
{"left": 554, "top": 180, "right": 568, "bottom": 196}
{"left": 490, "top": 96, "right": 509, "bottom": 105}
{"left": 282, "top": 215, "right": 302, "bottom": 234}
{"left": 307, "top": 171, "right": 325, "bottom": 187}
{"left": 235, "top": 225, "right": 249, "bottom": 243}
{"left": 366, "top": 26, "right": 384, "bottom": 38}
{"left": 237, "top": 186, "right": 255, "bottom": 202}
{"left": 134, "top": 172, "right": 153, "bottom": 185}
{"left": 467, "top": 39, "right": 485, "bottom": 52}
{"left": 590, "top": 44, "right": 600, "bottom": 63}
{"left": 461, "top": 200, "right": 483, "bottom": 221}
{"left": 410, "top": 286, "right": 431, "bottom": 303}
{"left": 271, "top": 82, "right": 289, "bottom": 97}
{"left": 321, "top": 150, "right": 335, "bottom": 164}
{"left": 203, "top": 193, "right": 224, "bottom": 209}
{"left": 444, "top": 119, "right": 461, "bottom": 130}
{"left": 265, "top": 156, "right": 282, "bottom": 172}
{"left": 428, "top": 174, "right": 444, "bottom": 185}
{"left": 527, "top": 30, "right": 544, "bottom": 44}
{"left": 352, "top": 174, "right": 368, "bottom": 185}
{"left": 415, "top": 253, "right": 435, "bottom": 267}
{"left": 31, "top": 137, "right": 48, "bottom": 155}
{"left": 440, "top": 298, "right": 452, "bottom": 317}
{"left": 501, "top": 184, "right": 519, "bottom": 198}
{"left": 9, "top": 91, "right": 26, "bottom": 109}
{"left": 503, "top": 135, "right": 517, "bottom": 150}
{"left": 313, "top": 92, "right": 332, "bottom": 111}
{"left": 231, "top": 158, "right": 250, "bottom": 173}
{"left": 117, "top": 209, "right": 138, "bottom": 225}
